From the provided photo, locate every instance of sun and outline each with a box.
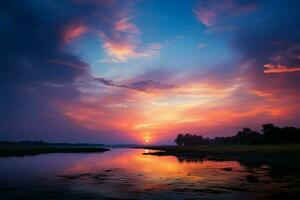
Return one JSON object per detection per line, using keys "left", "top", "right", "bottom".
{"left": 145, "top": 137, "right": 150, "bottom": 143}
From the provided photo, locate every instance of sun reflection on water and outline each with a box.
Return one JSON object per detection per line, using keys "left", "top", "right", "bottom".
{"left": 1, "top": 148, "right": 298, "bottom": 200}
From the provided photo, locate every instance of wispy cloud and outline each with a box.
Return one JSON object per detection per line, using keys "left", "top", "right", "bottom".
{"left": 63, "top": 24, "right": 87, "bottom": 43}
{"left": 194, "top": 8, "right": 216, "bottom": 27}
{"left": 197, "top": 43, "right": 206, "bottom": 48}
{"left": 100, "top": 17, "right": 160, "bottom": 63}
{"left": 194, "top": 0, "right": 257, "bottom": 28}
{"left": 94, "top": 77, "right": 176, "bottom": 92}
{"left": 48, "top": 59, "right": 88, "bottom": 70}
{"left": 264, "top": 64, "right": 300, "bottom": 73}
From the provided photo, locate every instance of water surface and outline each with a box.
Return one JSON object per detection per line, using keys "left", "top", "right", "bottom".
{"left": 0, "top": 148, "right": 299, "bottom": 200}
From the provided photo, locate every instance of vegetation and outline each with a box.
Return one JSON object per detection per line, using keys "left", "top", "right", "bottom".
{"left": 0, "top": 141, "right": 109, "bottom": 157}
{"left": 145, "top": 144, "right": 300, "bottom": 158}
{"left": 175, "top": 123, "right": 300, "bottom": 146}
{"left": 143, "top": 123, "right": 300, "bottom": 159}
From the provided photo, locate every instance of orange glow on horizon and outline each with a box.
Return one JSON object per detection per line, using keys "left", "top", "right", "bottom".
{"left": 60, "top": 76, "right": 300, "bottom": 143}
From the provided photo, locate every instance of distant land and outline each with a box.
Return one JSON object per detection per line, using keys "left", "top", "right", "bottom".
{"left": 0, "top": 141, "right": 109, "bottom": 157}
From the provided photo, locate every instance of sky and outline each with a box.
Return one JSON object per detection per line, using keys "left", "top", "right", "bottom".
{"left": 1, "top": 0, "right": 300, "bottom": 144}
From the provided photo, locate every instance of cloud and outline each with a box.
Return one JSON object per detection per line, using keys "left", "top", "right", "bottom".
{"left": 232, "top": 1, "right": 300, "bottom": 79}
{"left": 114, "top": 17, "right": 139, "bottom": 33}
{"left": 0, "top": 0, "right": 166, "bottom": 143}
{"left": 2, "top": 0, "right": 300, "bottom": 144}
{"left": 48, "top": 59, "right": 89, "bottom": 70}
{"left": 194, "top": 8, "right": 216, "bottom": 27}
{"left": 194, "top": 0, "right": 257, "bottom": 27}
{"left": 197, "top": 43, "right": 206, "bottom": 48}
{"left": 63, "top": 24, "right": 88, "bottom": 43}
{"left": 94, "top": 77, "right": 176, "bottom": 92}
{"left": 225, "top": 1, "right": 300, "bottom": 129}
{"left": 99, "top": 17, "right": 161, "bottom": 62}
{"left": 68, "top": 72, "right": 300, "bottom": 143}
{"left": 0, "top": 1, "right": 88, "bottom": 140}
{"left": 262, "top": 43, "right": 300, "bottom": 73}
{"left": 0, "top": 0, "right": 134, "bottom": 143}
{"left": 264, "top": 64, "right": 300, "bottom": 74}
{"left": 129, "top": 80, "right": 176, "bottom": 92}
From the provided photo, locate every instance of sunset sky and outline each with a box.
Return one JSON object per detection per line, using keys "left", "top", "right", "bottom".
{"left": 1, "top": 0, "right": 300, "bottom": 144}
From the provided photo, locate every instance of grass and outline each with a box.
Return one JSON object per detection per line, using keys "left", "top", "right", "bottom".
{"left": 0, "top": 144, "right": 109, "bottom": 157}
{"left": 144, "top": 144, "right": 300, "bottom": 158}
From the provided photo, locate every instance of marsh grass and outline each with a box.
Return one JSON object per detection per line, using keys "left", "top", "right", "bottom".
{"left": 144, "top": 144, "right": 300, "bottom": 157}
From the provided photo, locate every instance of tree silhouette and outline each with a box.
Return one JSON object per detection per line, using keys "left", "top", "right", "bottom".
{"left": 236, "top": 128, "right": 262, "bottom": 144}
{"left": 262, "top": 123, "right": 284, "bottom": 143}
{"left": 175, "top": 134, "right": 184, "bottom": 146}
{"left": 174, "top": 123, "right": 300, "bottom": 146}
{"left": 174, "top": 133, "right": 206, "bottom": 146}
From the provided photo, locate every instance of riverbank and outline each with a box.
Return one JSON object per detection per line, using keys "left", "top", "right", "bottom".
{"left": 0, "top": 143, "right": 109, "bottom": 157}
{"left": 143, "top": 144, "right": 300, "bottom": 159}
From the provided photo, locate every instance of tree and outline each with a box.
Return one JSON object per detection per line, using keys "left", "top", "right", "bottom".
{"left": 175, "top": 133, "right": 207, "bottom": 146}
{"left": 278, "top": 127, "right": 300, "bottom": 143}
{"left": 236, "top": 128, "right": 262, "bottom": 144}
{"left": 262, "top": 123, "right": 281, "bottom": 143}
{"left": 175, "top": 134, "right": 184, "bottom": 146}
{"left": 174, "top": 123, "right": 300, "bottom": 146}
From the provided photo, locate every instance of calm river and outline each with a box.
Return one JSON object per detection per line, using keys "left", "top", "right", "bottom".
{"left": 0, "top": 148, "right": 299, "bottom": 200}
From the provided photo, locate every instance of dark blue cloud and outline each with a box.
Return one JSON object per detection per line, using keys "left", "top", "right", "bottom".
{"left": 0, "top": 0, "right": 106, "bottom": 142}
{"left": 232, "top": 0, "right": 300, "bottom": 70}
{"left": 229, "top": 0, "right": 300, "bottom": 126}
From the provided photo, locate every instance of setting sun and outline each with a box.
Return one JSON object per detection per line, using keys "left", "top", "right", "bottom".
{"left": 145, "top": 138, "right": 150, "bottom": 143}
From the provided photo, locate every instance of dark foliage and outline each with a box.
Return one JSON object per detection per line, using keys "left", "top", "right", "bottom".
{"left": 175, "top": 134, "right": 207, "bottom": 146}
{"left": 175, "top": 124, "right": 300, "bottom": 146}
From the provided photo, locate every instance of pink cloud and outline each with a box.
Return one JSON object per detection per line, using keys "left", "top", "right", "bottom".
{"left": 63, "top": 24, "right": 87, "bottom": 43}
{"left": 194, "top": 0, "right": 257, "bottom": 27}
{"left": 100, "top": 17, "right": 160, "bottom": 62}
{"left": 194, "top": 9, "right": 217, "bottom": 27}
{"left": 114, "top": 17, "right": 139, "bottom": 34}
{"left": 264, "top": 64, "right": 300, "bottom": 73}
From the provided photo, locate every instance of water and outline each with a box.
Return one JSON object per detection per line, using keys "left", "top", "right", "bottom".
{"left": 0, "top": 148, "right": 299, "bottom": 200}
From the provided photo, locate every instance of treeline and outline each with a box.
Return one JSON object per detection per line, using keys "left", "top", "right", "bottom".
{"left": 175, "top": 123, "right": 300, "bottom": 146}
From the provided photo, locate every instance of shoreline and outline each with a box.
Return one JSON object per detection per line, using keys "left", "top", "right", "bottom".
{"left": 141, "top": 144, "right": 300, "bottom": 162}
{"left": 0, "top": 145, "right": 109, "bottom": 157}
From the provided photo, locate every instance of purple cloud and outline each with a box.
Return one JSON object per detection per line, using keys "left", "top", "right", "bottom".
{"left": 94, "top": 77, "right": 176, "bottom": 92}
